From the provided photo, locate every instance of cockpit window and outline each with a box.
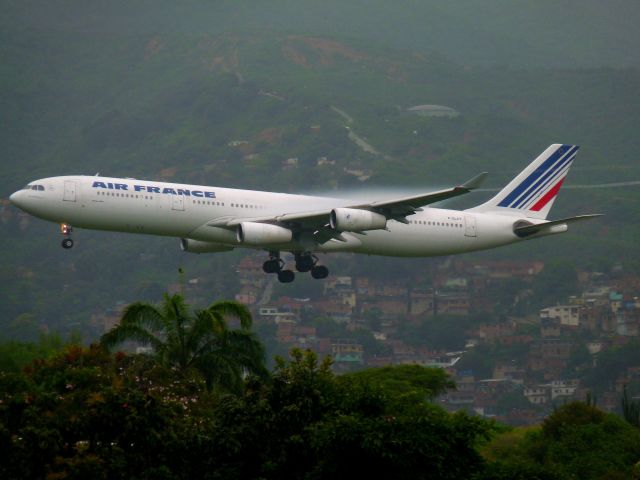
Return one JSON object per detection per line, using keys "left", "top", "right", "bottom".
{"left": 23, "top": 184, "right": 44, "bottom": 191}
{"left": 37, "top": 185, "right": 45, "bottom": 191}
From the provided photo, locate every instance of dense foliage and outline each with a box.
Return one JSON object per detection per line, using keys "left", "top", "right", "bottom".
{"left": 481, "top": 402, "right": 640, "bottom": 480}
{"left": 1, "top": 330, "right": 640, "bottom": 479}
{"left": 0, "top": 345, "right": 493, "bottom": 479}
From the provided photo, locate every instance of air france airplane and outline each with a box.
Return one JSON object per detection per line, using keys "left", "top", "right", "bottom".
{"left": 10, "top": 144, "right": 599, "bottom": 283}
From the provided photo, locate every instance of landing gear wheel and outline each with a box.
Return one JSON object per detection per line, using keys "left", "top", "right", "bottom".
{"left": 263, "top": 259, "right": 281, "bottom": 274}
{"left": 295, "top": 258, "right": 314, "bottom": 272}
{"left": 61, "top": 238, "right": 74, "bottom": 249}
{"left": 311, "top": 265, "right": 329, "bottom": 279}
{"left": 277, "top": 269, "right": 295, "bottom": 283}
{"left": 295, "top": 253, "right": 317, "bottom": 272}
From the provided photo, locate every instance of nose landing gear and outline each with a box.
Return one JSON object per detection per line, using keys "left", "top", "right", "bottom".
{"left": 60, "top": 223, "right": 74, "bottom": 249}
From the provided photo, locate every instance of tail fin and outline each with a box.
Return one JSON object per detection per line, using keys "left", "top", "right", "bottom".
{"left": 468, "top": 144, "right": 579, "bottom": 219}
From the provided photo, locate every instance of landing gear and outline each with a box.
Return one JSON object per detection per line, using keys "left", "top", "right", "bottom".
{"left": 60, "top": 223, "right": 74, "bottom": 249}
{"left": 311, "top": 265, "right": 329, "bottom": 279}
{"left": 277, "top": 269, "right": 295, "bottom": 283}
{"left": 262, "top": 251, "right": 329, "bottom": 282}
{"left": 263, "top": 256, "right": 283, "bottom": 274}
{"left": 263, "top": 252, "right": 295, "bottom": 283}
{"left": 295, "top": 253, "right": 317, "bottom": 272}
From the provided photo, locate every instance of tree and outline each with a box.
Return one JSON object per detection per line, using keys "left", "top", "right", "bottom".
{"left": 622, "top": 384, "right": 640, "bottom": 428}
{"left": 100, "top": 293, "right": 267, "bottom": 392}
{"left": 345, "top": 364, "right": 456, "bottom": 405}
{"left": 210, "top": 349, "right": 493, "bottom": 480}
{"left": 482, "top": 402, "right": 640, "bottom": 480}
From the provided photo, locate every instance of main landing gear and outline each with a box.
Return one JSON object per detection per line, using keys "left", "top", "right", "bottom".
{"left": 262, "top": 251, "right": 329, "bottom": 283}
{"left": 60, "top": 223, "right": 74, "bottom": 249}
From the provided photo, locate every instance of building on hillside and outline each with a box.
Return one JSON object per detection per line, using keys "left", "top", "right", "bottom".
{"left": 312, "top": 298, "right": 353, "bottom": 323}
{"left": 258, "top": 306, "right": 299, "bottom": 324}
{"left": 434, "top": 292, "right": 471, "bottom": 315}
{"left": 524, "top": 386, "right": 549, "bottom": 405}
{"left": 579, "top": 302, "right": 612, "bottom": 332}
{"left": 477, "top": 378, "right": 517, "bottom": 395}
{"left": 540, "top": 318, "right": 561, "bottom": 338}
{"left": 471, "top": 321, "right": 516, "bottom": 343}
{"left": 331, "top": 339, "right": 364, "bottom": 369}
{"left": 362, "top": 298, "right": 407, "bottom": 318}
{"left": 492, "top": 362, "right": 526, "bottom": 384}
{"left": 540, "top": 305, "right": 580, "bottom": 327}
{"left": 323, "top": 276, "right": 352, "bottom": 293}
{"left": 550, "top": 380, "right": 579, "bottom": 400}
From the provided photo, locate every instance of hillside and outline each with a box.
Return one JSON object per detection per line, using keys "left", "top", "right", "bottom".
{"left": 3, "top": 0, "right": 640, "bottom": 68}
{"left": 1, "top": 21, "right": 639, "bottom": 336}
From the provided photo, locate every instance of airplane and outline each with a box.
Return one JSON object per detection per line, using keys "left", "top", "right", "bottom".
{"left": 9, "top": 144, "right": 600, "bottom": 283}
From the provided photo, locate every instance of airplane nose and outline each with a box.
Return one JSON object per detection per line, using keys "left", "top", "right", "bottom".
{"left": 9, "top": 190, "right": 21, "bottom": 206}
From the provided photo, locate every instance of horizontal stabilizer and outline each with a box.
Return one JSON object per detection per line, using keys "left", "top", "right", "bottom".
{"left": 514, "top": 214, "right": 603, "bottom": 237}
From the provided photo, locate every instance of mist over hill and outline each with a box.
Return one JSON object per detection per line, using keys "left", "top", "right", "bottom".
{"left": 1, "top": 1, "right": 639, "bottom": 337}
{"left": 4, "top": 0, "right": 639, "bottom": 68}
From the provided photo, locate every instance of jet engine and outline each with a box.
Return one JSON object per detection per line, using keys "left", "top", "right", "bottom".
{"left": 180, "top": 238, "right": 234, "bottom": 253}
{"left": 236, "top": 222, "right": 293, "bottom": 246}
{"left": 330, "top": 208, "right": 387, "bottom": 232}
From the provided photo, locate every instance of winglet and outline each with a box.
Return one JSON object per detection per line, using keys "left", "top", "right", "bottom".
{"left": 460, "top": 172, "right": 488, "bottom": 190}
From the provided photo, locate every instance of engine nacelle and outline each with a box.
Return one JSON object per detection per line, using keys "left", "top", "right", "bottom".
{"left": 236, "top": 222, "right": 293, "bottom": 246}
{"left": 180, "top": 238, "right": 234, "bottom": 253}
{"left": 330, "top": 208, "right": 387, "bottom": 232}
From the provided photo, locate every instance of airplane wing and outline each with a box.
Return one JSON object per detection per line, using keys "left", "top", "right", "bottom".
{"left": 223, "top": 172, "right": 488, "bottom": 230}
{"left": 346, "top": 172, "right": 488, "bottom": 221}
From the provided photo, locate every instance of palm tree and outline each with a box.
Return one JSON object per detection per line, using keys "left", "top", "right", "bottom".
{"left": 100, "top": 293, "right": 267, "bottom": 392}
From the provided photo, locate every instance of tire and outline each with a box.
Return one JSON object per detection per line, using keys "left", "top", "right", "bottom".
{"left": 263, "top": 259, "right": 280, "bottom": 274}
{"left": 61, "top": 238, "right": 74, "bottom": 249}
{"left": 277, "top": 269, "right": 295, "bottom": 283}
{"left": 311, "top": 265, "right": 329, "bottom": 279}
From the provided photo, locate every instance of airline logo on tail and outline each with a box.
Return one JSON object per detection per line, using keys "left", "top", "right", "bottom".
{"left": 497, "top": 144, "right": 579, "bottom": 212}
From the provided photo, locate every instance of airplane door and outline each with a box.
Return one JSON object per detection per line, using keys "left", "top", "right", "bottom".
{"left": 171, "top": 194, "right": 185, "bottom": 211}
{"left": 464, "top": 214, "right": 477, "bottom": 237}
{"left": 63, "top": 181, "right": 77, "bottom": 202}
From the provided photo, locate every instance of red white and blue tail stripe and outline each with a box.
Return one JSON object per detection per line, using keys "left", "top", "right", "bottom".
{"left": 470, "top": 144, "right": 579, "bottom": 219}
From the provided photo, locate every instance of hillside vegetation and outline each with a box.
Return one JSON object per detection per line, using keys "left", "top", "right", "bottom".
{"left": 1, "top": 3, "right": 639, "bottom": 335}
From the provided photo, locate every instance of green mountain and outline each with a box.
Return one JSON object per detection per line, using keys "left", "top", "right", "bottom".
{"left": 1, "top": 4, "right": 639, "bottom": 338}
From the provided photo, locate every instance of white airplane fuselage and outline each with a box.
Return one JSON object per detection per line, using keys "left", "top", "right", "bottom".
{"left": 9, "top": 175, "right": 522, "bottom": 257}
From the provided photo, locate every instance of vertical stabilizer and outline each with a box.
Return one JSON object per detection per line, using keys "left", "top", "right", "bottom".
{"left": 468, "top": 144, "right": 579, "bottom": 219}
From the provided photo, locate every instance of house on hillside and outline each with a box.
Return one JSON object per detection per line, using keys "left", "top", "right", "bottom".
{"left": 540, "top": 305, "right": 580, "bottom": 327}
